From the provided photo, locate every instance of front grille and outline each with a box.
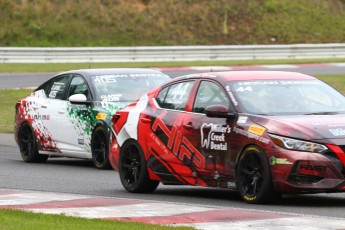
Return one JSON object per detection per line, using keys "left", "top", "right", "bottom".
{"left": 287, "top": 174, "right": 323, "bottom": 183}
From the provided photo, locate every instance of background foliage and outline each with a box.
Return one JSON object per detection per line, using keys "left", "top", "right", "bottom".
{"left": 1, "top": 0, "right": 345, "bottom": 46}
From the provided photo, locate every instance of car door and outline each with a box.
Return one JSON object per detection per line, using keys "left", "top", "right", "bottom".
{"left": 181, "top": 80, "right": 238, "bottom": 183}
{"left": 37, "top": 74, "right": 92, "bottom": 157}
{"left": 144, "top": 80, "right": 199, "bottom": 183}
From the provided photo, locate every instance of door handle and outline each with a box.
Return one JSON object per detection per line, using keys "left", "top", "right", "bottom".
{"left": 58, "top": 110, "right": 65, "bottom": 114}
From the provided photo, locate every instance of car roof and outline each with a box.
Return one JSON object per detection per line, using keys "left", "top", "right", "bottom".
{"left": 173, "top": 71, "right": 317, "bottom": 82}
{"left": 56, "top": 68, "right": 166, "bottom": 77}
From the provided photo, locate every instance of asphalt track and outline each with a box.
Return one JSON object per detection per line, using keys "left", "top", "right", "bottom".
{"left": 1, "top": 64, "right": 345, "bottom": 228}
{"left": 1, "top": 63, "right": 345, "bottom": 89}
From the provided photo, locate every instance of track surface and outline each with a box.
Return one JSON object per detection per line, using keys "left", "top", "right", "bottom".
{"left": 1, "top": 63, "right": 345, "bottom": 89}
{"left": 1, "top": 133, "right": 345, "bottom": 219}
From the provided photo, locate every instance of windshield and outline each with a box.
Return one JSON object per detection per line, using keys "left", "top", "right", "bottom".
{"left": 228, "top": 79, "right": 345, "bottom": 115}
{"left": 92, "top": 73, "right": 170, "bottom": 102}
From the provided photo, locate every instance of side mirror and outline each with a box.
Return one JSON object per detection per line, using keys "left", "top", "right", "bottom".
{"left": 69, "top": 94, "right": 88, "bottom": 104}
{"left": 205, "top": 104, "right": 237, "bottom": 119}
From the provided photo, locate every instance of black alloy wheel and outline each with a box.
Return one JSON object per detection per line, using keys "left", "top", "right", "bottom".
{"left": 91, "top": 126, "right": 111, "bottom": 169}
{"left": 119, "top": 140, "right": 159, "bottom": 193}
{"left": 19, "top": 123, "right": 48, "bottom": 163}
{"left": 237, "top": 146, "right": 277, "bottom": 204}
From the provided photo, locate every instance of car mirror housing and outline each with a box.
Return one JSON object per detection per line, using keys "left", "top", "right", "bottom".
{"left": 69, "top": 94, "right": 88, "bottom": 104}
{"left": 205, "top": 104, "right": 237, "bottom": 119}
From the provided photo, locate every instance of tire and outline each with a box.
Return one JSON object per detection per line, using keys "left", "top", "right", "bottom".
{"left": 236, "top": 145, "right": 277, "bottom": 204}
{"left": 91, "top": 125, "right": 112, "bottom": 169}
{"left": 18, "top": 123, "right": 48, "bottom": 163}
{"left": 119, "top": 140, "right": 159, "bottom": 193}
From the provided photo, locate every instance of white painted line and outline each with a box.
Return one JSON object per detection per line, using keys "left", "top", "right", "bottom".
{"left": 27, "top": 202, "right": 213, "bottom": 219}
{"left": 261, "top": 65, "right": 298, "bottom": 69}
{"left": 190, "top": 66, "right": 233, "bottom": 71}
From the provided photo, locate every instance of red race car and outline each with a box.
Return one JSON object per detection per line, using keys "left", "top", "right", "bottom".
{"left": 110, "top": 71, "right": 345, "bottom": 203}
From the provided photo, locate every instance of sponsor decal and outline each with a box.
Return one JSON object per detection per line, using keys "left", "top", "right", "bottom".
{"left": 201, "top": 123, "right": 231, "bottom": 151}
{"left": 152, "top": 111, "right": 205, "bottom": 168}
{"left": 329, "top": 128, "right": 345, "bottom": 136}
{"left": 96, "top": 113, "right": 107, "bottom": 120}
{"left": 233, "top": 126, "right": 269, "bottom": 144}
{"left": 270, "top": 156, "right": 293, "bottom": 165}
{"left": 100, "top": 94, "right": 122, "bottom": 102}
{"left": 227, "top": 181, "right": 237, "bottom": 189}
{"left": 238, "top": 80, "right": 321, "bottom": 86}
{"left": 32, "top": 114, "right": 50, "bottom": 120}
{"left": 244, "top": 195, "right": 256, "bottom": 201}
{"left": 237, "top": 116, "right": 248, "bottom": 124}
{"left": 248, "top": 125, "right": 265, "bottom": 136}
{"left": 226, "top": 86, "right": 238, "bottom": 106}
{"left": 78, "top": 139, "right": 84, "bottom": 145}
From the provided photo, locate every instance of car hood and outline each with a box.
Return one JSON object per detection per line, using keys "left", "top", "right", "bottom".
{"left": 250, "top": 114, "right": 345, "bottom": 141}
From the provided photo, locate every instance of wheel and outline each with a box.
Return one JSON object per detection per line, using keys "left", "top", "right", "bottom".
{"left": 236, "top": 145, "right": 277, "bottom": 204}
{"left": 119, "top": 140, "right": 159, "bottom": 193}
{"left": 91, "top": 125, "right": 112, "bottom": 169}
{"left": 18, "top": 123, "right": 48, "bottom": 163}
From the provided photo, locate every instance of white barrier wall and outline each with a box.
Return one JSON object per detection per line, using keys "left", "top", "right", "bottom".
{"left": 0, "top": 44, "right": 345, "bottom": 63}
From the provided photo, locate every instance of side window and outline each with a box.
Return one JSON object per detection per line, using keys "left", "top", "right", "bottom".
{"left": 156, "top": 86, "right": 169, "bottom": 107}
{"left": 68, "top": 76, "right": 90, "bottom": 99}
{"left": 193, "top": 81, "right": 230, "bottom": 113}
{"left": 46, "top": 75, "right": 70, "bottom": 100}
{"left": 159, "top": 81, "right": 194, "bottom": 111}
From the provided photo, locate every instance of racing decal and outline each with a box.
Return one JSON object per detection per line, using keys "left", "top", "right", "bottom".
{"left": 269, "top": 156, "right": 293, "bottom": 165}
{"left": 225, "top": 85, "right": 238, "bottom": 106}
{"left": 237, "top": 116, "right": 248, "bottom": 124}
{"left": 32, "top": 115, "right": 50, "bottom": 120}
{"left": 112, "top": 95, "right": 149, "bottom": 146}
{"left": 100, "top": 101, "right": 129, "bottom": 115}
{"left": 233, "top": 126, "right": 269, "bottom": 144}
{"left": 329, "top": 128, "right": 345, "bottom": 136}
{"left": 248, "top": 125, "right": 265, "bottom": 136}
{"left": 101, "top": 94, "right": 122, "bottom": 102}
{"left": 201, "top": 123, "right": 231, "bottom": 151}
{"left": 96, "top": 113, "right": 107, "bottom": 120}
{"left": 67, "top": 105, "right": 96, "bottom": 151}
{"left": 152, "top": 111, "right": 205, "bottom": 169}
{"left": 237, "top": 80, "right": 321, "bottom": 86}
{"left": 15, "top": 95, "right": 60, "bottom": 152}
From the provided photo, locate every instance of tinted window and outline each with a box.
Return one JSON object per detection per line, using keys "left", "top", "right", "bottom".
{"left": 193, "top": 81, "right": 230, "bottom": 113}
{"left": 160, "top": 81, "right": 194, "bottom": 111}
{"left": 156, "top": 86, "right": 168, "bottom": 107}
{"left": 91, "top": 73, "right": 170, "bottom": 102}
{"left": 45, "top": 75, "right": 70, "bottom": 100}
{"left": 229, "top": 79, "right": 345, "bottom": 115}
{"left": 68, "top": 76, "right": 90, "bottom": 99}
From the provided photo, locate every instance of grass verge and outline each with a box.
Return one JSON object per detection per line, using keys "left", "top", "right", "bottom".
{"left": 1, "top": 75, "right": 345, "bottom": 134}
{"left": 0, "top": 58, "right": 345, "bottom": 73}
{"left": 0, "top": 209, "right": 193, "bottom": 230}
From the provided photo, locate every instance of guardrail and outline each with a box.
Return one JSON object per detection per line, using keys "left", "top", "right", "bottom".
{"left": 0, "top": 44, "right": 345, "bottom": 63}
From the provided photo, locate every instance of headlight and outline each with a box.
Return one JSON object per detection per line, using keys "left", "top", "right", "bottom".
{"left": 268, "top": 134, "right": 327, "bottom": 153}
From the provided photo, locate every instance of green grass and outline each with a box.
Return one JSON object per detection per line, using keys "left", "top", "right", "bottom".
{"left": 1, "top": 58, "right": 345, "bottom": 73}
{"left": 0, "top": 209, "right": 193, "bottom": 230}
{"left": 0, "top": 0, "right": 345, "bottom": 46}
{"left": 2, "top": 75, "right": 345, "bottom": 133}
{"left": 0, "top": 89, "right": 32, "bottom": 133}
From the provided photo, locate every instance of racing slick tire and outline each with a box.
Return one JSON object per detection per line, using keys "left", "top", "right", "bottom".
{"left": 91, "top": 125, "right": 112, "bottom": 169}
{"left": 236, "top": 145, "right": 278, "bottom": 204}
{"left": 119, "top": 140, "right": 159, "bottom": 193}
{"left": 18, "top": 123, "right": 49, "bottom": 163}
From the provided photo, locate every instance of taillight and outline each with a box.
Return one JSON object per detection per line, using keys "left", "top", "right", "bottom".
{"left": 111, "top": 114, "right": 121, "bottom": 124}
{"left": 15, "top": 102, "right": 20, "bottom": 114}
